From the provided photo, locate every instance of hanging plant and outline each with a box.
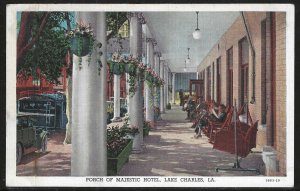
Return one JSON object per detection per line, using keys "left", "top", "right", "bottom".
{"left": 108, "top": 52, "right": 125, "bottom": 75}
{"left": 125, "top": 62, "right": 137, "bottom": 76}
{"left": 66, "top": 22, "right": 96, "bottom": 69}
{"left": 145, "top": 67, "right": 154, "bottom": 87}
{"left": 137, "top": 62, "right": 146, "bottom": 80}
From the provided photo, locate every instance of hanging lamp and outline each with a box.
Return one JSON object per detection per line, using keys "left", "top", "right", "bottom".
{"left": 185, "top": 48, "right": 191, "bottom": 64}
{"left": 193, "top": 11, "right": 201, "bottom": 40}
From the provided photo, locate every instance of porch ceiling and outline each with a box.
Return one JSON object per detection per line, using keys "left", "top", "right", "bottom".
{"left": 143, "top": 12, "right": 239, "bottom": 73}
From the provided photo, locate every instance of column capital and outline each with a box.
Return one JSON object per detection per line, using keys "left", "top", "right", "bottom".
{"left": 127, "top": 12, "right": 146, "bottom": 24}
{"left": 146, "top": 38, "right": 157, "bottom": 45}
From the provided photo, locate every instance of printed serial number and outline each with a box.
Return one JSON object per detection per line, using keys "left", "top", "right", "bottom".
{"left": 266, "top": 178, "right": 280, "bottom": 182}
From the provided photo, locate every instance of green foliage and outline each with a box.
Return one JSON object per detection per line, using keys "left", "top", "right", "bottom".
{"left": 107, "top": 121, "right": 138, "bottom": 158}
{"left": 166, "top": 103, "right": 172, "bottom": 110}
{"left": 18, "top": 12, "right": 70, "bottom": 84}
{"left": 106, "top": 12, "right": 128, "bottom": 38}
{"left": 18, "top": 12, "right": 128, "bottom": 83}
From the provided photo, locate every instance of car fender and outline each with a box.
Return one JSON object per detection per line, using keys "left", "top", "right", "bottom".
{"left": 36, "top": 130, "right": 47, "bottom": 149}
{"left": 39, "top": 130, "right": 48, "bottom": 141}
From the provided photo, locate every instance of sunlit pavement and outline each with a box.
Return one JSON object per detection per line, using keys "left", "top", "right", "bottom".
{"left": 16, "top": 130, "right": 71, "bottom": 176}
{"left": 119, "top": 105, "right": 265, "bottom": 176}
{"left": 16, "top": 105, "right": 265, "bottom": 176}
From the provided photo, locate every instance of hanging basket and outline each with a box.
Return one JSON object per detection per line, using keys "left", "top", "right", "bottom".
{"left": 70, "top": 36, "right": 92, "bottom": 57}
{"left": 137, "top": 68, "right": 145, "bottom": 76}
{"left": 109, "top": 62, "right": 125, "bottom": 75}
{"left": 125, "top": 63, "right": 137, "bottom": 76}
{"left": 145, "top": 72, "right": 153, "bottom": 83}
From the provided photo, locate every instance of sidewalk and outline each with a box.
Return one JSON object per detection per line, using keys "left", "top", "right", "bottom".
{"left": 17, "top": 105, "right": 265, "bottom": 176}
{"left": 119, "top": 105, "right": 265, "bottom": 176}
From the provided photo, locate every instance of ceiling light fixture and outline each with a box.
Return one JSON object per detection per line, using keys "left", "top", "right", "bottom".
{"left": 186, "top": 48, "right": 191, "bottom": 64}
{"left": 193, "top": 11, "right": 201, "bottom": 40}
{"left": 184, "top": 59, "right": 187, "bottom": 72}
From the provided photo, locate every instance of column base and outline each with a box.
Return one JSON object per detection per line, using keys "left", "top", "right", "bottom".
{"left": 131, "top": 147, "right": 143, "bottom": 154}
{"left": 112, "top": 117, "right": 122, "bottom": 122}
{"left": 262, "top": 146, "right": 279, "bottom": 176}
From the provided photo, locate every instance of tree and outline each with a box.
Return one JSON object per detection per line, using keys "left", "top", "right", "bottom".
{"left": 17, "top": 11, "right": 128, "bottom": 144}
{"left": 17, "top": 12, "right": 69, "bottom": 81}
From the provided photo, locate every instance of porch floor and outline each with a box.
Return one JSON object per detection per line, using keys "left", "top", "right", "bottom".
{"left": 119, "top": 105, "right": 265, "bottom": 176}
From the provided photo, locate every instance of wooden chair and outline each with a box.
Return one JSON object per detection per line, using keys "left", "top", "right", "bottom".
{"left": 213, "top": 120, "right": 259, "bottom": 158}
{"left": 207, "top": 106, "right": 234, "bottom": 143}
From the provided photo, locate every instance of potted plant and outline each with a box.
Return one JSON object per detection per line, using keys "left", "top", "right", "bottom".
{"left": 107, "top": 122, "right": 139, "bottom": 176}
{"left": 108, "top": 52, "right": 125, "bottom": 75}
{"left": 143, "top": 121, "right": 151, "bottom": 137}
{"left": 166, "top": 103, "right": 172, "bottom": 110}
{"left": 154, "top": 106, "right": 161, "bottom": 120}
{"left": 124, "top": 55, "right": 138, "bottom": 76}
{"left": 145, "top": 68, "right": 154, "bottom": 87}
{"left": 66, "top": 22, "right": 96, "bottom": 69}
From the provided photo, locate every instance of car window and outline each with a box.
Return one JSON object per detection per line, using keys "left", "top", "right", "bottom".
{"left": 17, "top": 117, "right": 27, "bottom": 127}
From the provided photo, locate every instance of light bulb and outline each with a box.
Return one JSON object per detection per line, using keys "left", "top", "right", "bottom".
{"left": 193, "top": 29, "right": 201, "bottom": 40}
{"left": 184, "top": 67, "right": 187, "bottom": 72}
{"left": 185, "top": 58, "right": 191, "bottom": 64}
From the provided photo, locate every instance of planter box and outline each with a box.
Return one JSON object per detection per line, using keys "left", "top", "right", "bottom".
{"left": 143, "top": 127, "right": 150, "bottom": 137}
{"left": 107, "top": 139, "right": 133, "bottom": 176}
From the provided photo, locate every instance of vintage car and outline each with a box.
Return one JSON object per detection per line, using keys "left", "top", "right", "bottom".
{"left": 16, "top": 114, "right": 48, "bottom": 164}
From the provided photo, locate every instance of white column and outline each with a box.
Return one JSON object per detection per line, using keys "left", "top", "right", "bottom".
{"left": 160, "top": 61, "right": 165, "bottom": 113}
{"left": 164, "top": 64, "right": 168, "bottom": 108}
{"left": 128, "top": 12, "right": 144, "bottom": 153}
{"left": 125, "top": 73, "right": 130, "bottom": 116}
{"left": 112, "top": 74, "right": 121, "bottom": 122}
{"left": 145, "top": 38, "right": 155, "bottom": 128}
{"left": 172, "top": 72, "right": 176, "bottom": 104}
{"left": 154, "top": 52, "right": 160, "bottom": 109}
{"left": 71, "top": 12, "right": 106, "bottom": 176}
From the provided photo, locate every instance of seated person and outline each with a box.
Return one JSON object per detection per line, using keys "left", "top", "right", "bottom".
{"left": 208, "top": 104, "right": 227, "bottom": 123}
{"left": 194, "top": 104, "right": 226, "bottom": 138}
{"left": 186, "top": 98, "right": 196, "bottom": 120}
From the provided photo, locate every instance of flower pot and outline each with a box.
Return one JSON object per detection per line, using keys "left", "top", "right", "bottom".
{"left": 125, "top": 63, "right": 136, "bottom": 76}
{"left": 107, "top": 139, "right": 133, "bottom": 176}
{"left": 110, "top": 62, "right": 125, "bottom": 75}
{"left": 70, "top": 36, "right": 92, "bottom": 57}
{"left": 143, "top": 127, "right": 150, "bottom": 137}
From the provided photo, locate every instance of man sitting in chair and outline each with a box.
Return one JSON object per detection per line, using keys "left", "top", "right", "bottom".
{"left": 208, "top": 104, "right": 227, "bottom": 123}
{"left": 194, "top": 104, "right": 226, "bottom": 138}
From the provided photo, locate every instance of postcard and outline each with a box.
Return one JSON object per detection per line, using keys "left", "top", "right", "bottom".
{"left": 6, "top": 3, "right": 294, "bottom": 187}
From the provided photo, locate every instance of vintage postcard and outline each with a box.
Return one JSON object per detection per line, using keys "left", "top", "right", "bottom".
{"left": 6, "top": 4, "right": 294, "bottom": 187}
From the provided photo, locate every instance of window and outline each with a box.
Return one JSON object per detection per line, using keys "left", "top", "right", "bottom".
{"left": 239, "top": 37, "right": 249, "bottom": 109}
{"left": 206, "top": 66, "right": 211, "bottom": 100}
{"left": 227, "top": 47, "right": 233, "bottom": 106}
{"left": 216, "top": 57, "right": 221, "bottom": 104}
{"left": 118, "top": 20, "right": 129, "bottom": 38}
{"left": 32, "top": 76, "right": 40, "bottom": 87}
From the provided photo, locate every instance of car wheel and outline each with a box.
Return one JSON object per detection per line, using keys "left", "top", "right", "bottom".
{"left": 16, "top": 143, "right": 22, "bottom": 165}
{"left": 41, "top": 135, "right": 48, "bottom": 153}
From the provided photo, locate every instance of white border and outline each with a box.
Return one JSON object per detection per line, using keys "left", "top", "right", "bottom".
{"left": 6, "top": 4, "right": 294, "bottom": 187}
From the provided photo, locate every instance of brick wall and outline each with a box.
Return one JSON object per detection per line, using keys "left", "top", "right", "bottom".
{"left": 274, "top": 12, "right": 286, "bottom": 176}
{"left": 197, "top": 12, "right": 286, "bottom": 176}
